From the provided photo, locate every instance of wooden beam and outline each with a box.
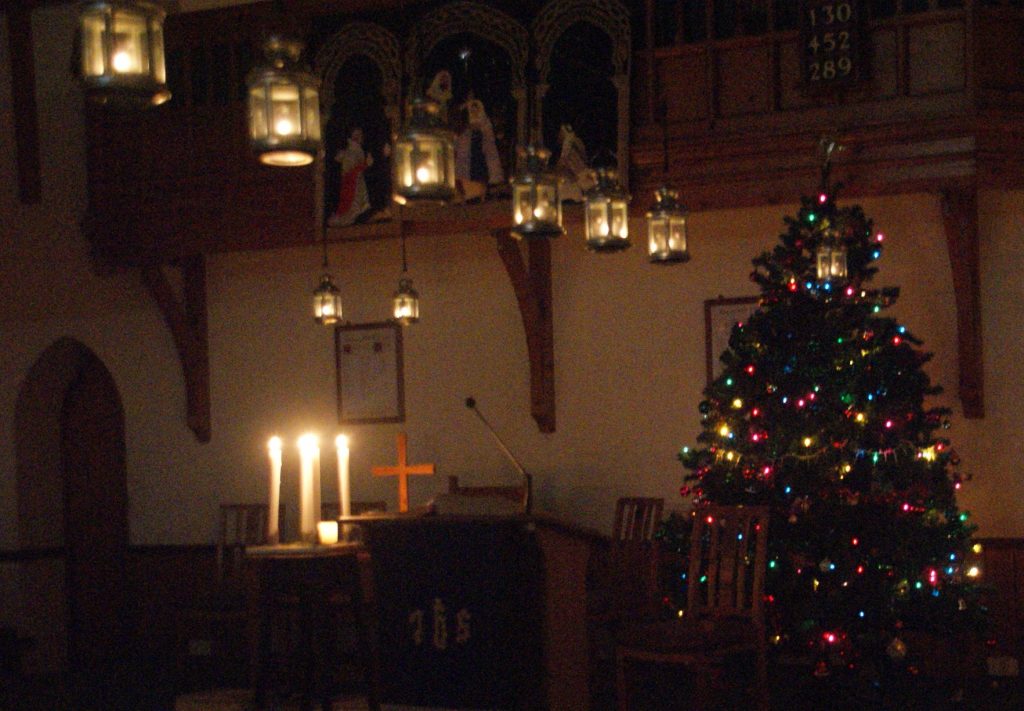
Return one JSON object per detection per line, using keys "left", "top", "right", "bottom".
{"left": 141, "top": 255, "right": 212, "bottom": 442}
{"left": 7, "top": 2, "right": 41, "bottom": 203}
{"left": 495, "top": 229, "right": 556, "bottom": 433}
{"left": 940, "top": 186, "right": 984, "bottom": 419}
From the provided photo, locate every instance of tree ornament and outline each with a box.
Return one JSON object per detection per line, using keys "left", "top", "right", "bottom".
{"left": 886, "top": 636, "right": 907, "bottom": 661}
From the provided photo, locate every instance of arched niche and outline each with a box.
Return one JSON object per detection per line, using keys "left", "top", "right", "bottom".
{"left": 534, "top": 0, "right": 631, "bottom": 187}
{"left": 406, "top": 1, "right": 530, "bottom": 153}
{"left": 315, "top": 22, "right": 402, "bottom": 225}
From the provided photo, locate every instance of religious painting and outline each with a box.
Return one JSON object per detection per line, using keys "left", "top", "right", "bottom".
{"left": 534, "top": 0, "right": 632, "bottom": 192}
{"left": 704, "top": 296, "right": 759, "bottom": 387}
{"left": 315, "top": 23, "right": 401, "bottom": 228}
{"left": 335, "top": 322, "right": 405, "bottom": 424}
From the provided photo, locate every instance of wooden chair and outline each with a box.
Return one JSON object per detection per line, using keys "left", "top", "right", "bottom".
{"left": 447, "top": 474, "right": 528, "bottom": 512}
{"left": 614, "top": 504, "right": 771, "bottom": 711}
{"left": 589, "top": 498, "right": 666, "bottom": 619}
{"left": 176, "top": 504, "right": 281, "bottom": 694}
{"left": 216, "top": 503, "right": 280, "bottom": 588}
{"left": 587, "top": 498, "right": 664, "bottom": 704}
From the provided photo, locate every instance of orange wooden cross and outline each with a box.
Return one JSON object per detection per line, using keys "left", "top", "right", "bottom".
{"left": 372, "top": 433, "right": 435, "bottom": 512}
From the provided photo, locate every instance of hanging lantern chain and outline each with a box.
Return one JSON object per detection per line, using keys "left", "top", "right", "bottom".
{"left": 660, "top": 99, "right": 670, "bottom": 176}
{"left": 400, "top": 229, "right": 409, "bottom": 274}
{"left": 321, "top": 226, "right": 330, "bottom": 269}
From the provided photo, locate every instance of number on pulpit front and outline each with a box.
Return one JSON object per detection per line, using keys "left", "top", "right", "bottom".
{"left": 408, "top": 599, "right": 472, "bottom": 650}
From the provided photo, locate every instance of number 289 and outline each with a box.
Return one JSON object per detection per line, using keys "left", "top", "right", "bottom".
{"left": 809, "top": 57, "right": 853, "bottom": 81}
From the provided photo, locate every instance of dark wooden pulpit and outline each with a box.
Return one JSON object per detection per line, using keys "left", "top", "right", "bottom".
{"left": 363, "top": 517, "right": 546, "bottom": 710}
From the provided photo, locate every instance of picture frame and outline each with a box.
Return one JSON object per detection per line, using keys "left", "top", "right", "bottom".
{"left": 335, "top": 321, "right": 405, "bottom": 424}
{"left": 704, "top": 296, "right": 759, "bottom": 387}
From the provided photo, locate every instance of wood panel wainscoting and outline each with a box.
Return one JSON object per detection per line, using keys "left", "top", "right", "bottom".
{"left": 1, "top": 534, "right": 1022, "bottom": 707}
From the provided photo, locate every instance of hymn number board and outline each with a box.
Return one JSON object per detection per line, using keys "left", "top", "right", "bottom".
{"left": 800, "top": 0, "right": 865, "bottom": 89}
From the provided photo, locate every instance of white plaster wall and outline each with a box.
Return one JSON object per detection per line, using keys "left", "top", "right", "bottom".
{"left": 1, "top": 7, "right": 1022, "bottom": 579}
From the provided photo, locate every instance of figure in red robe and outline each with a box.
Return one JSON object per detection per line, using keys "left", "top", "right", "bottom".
{"left": 330, "top": 127, "right": 373, "bottom": 227}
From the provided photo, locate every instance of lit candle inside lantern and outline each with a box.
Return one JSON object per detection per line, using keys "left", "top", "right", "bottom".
{"left": 336, "top": 434, "right": 351, "bottom": 519}
{"left": 267, "top": 436, "right": 282, "bottom": 544}
{"left": 415, "top": 162, "right": 434, "bottom": 183}
{"left": 297, "top": 433, "right": 321, "bottom": 543}
{"left": 112, "top": 49, "right": 134, "bottom": 73}
{"left": 275, "top": 117, "right": 295, "bottom": 135}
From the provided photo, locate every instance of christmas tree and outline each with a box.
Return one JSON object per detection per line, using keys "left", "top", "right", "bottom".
{"left": 678, "top": 149, "right": 979, "bottom": 674}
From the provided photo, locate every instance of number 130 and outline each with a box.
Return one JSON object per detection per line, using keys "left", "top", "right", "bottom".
{"left": 808, "top": 2, "right": 853, "bottom": 26}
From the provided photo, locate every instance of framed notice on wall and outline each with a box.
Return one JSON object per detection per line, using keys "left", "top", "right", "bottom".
{"left": 704, "top": 296, "right": 759, "bottom": 388}
{"left": 800, "top": 0, "right": 866, "bottom": 89}
{"left": 335, "top": 321, "right": 405, "bottom": 424}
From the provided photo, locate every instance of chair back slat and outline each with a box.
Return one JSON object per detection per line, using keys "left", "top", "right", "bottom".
{"left": 686, "top": 505, "right": 770, "bottom": 621}
{"left": 612, "top": 497, "right": 664, "bottom": 544}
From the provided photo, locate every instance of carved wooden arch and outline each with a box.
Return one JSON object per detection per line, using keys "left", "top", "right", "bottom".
{"left": 405, "top": 1, "right": 530, "bottom": 146}
{"left": 532, "top": 0, "right": 632, "bottom": 186}
{"left": 315, "top": 21, "right": 402, "bottom": 134}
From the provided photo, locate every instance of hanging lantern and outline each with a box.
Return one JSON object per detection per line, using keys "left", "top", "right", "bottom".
{"left": 511, "top": 144, "right": 563, "bottom": 239}
{"left": 78, "top": 1, "right": 170, "bottom": 107}
{"left": 392, "top": 97, "right": 455, "bottom": 205}
{"left": 246, "top": 36, "right": 321, "bottom": 167}
{"left": 646, "top": 186, "right": 690, "bottom": 264}
{"left": 313, "top": 273, "right": 342, "bottom": 326}
{"left": 816, "top": 235, "right": 847, "bottom": 281}
{"left": 584, "top": 167, "right": 631, "bottom": 252}
{"left": 393, "top": 278, "right": 420, "bottom": 326}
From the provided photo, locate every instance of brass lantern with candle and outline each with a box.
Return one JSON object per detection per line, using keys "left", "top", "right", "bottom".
{"left": 246, "top": 36, "right": 321, "bottom": 167}
{"left": 646, "top": 186, "right": 690, "bottom": 264}
{"left": 816, "top": 232, "right": 847, "bottom": 282}
{"left": 584, "top": 167, "right": 630, "bottom": 252}
{"left": 392, "top": 278, "right": 420, "bottom": 325}
{"left": 392, "top": 97, "right": 456, "bottom": 204}
{"left": 78, "top": 1, "right": 171, "bottom": 107}
{"left": 511, "top": 144, "right": 564, "bottom": 239}
{"left": 313, "top": 273, "right": 342, "bottom": 326}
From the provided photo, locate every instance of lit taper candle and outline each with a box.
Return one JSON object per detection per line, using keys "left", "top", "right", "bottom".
{"left": 267, "top": 436, "right": 282, "bottom": 543}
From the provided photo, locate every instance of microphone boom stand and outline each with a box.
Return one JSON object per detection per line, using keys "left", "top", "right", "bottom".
{"left": 465, "top": 397, "right": 533, "bottom": 515}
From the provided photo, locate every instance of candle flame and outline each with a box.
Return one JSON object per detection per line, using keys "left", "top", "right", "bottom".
{"left": 268, "top": 436, "right": 282, "bottom": 452}
{"left": 335, "top": 434, "right": 349, "bottom": 449}
{"left": 112, "top": 50, "right": 134, "bottom": 73}
{"left": 298, "top": 433, "right": 319, "bottom": 454}
{"left": 275, "top": 118, "right": 296, "bottom": 136}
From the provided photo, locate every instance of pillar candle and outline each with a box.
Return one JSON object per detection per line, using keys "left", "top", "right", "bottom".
{"left": 267, "top": 436, "right": 282, "bottom": 544}
{"left": 298, "top": 433, "right": 320, "bottom": 543}
{"left": 317, "top": 520, "right": 338, "bottom": 545}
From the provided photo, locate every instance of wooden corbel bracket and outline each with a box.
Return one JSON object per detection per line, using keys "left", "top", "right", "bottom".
{"left": 141, "top": 255, "right": 212, "bottom": 442}
{"left": 940, "top": 186, "right": 984, "bottom": 419}
{"left": 494, "top": 229, "right": 556, "bottom": 433}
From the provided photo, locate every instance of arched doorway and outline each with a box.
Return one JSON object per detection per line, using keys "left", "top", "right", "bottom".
{"left": 15, "top": 338, "right": 129, "bottom": 709}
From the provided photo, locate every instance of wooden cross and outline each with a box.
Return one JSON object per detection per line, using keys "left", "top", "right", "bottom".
{"left": 372, "top": 433, "right": 435, "bottom": 512}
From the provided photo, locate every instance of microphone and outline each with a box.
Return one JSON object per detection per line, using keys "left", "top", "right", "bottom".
{"left": 464, "top": 397, "right": 533, "bottom": 515}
